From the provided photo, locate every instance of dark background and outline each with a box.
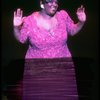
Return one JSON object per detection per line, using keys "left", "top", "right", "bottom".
{"left": 1, "top": 0, "right": 99, "bottom": 100}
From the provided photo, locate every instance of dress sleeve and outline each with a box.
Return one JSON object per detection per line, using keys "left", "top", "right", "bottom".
{"left": 19, "top": 17, "right": 30, "bottom": 43}
{"left": 60, "top": 10, "right": 75, "bottom": 35}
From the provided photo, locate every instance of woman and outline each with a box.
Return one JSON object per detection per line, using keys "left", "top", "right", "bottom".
{"left": 13, "top": 0, "right": 86, "bottom": 100}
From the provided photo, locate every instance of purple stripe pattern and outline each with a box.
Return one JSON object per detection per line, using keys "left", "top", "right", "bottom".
{"left": 22, "top": 58, "right": 79, "bottom": 100}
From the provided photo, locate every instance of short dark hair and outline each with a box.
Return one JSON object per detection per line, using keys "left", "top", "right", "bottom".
{"left": 41, "top": 0, "right": 59, "bottom": 4}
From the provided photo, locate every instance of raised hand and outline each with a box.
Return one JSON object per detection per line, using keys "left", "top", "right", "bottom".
{"left": 76, "top": 5, "right": 86, "bottom": 22}
{"left": 13, "top": 8, "right": 23, "bottom": 27}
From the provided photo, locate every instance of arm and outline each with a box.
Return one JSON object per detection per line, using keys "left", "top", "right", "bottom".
{"left": 69, "top": 5, "right": 86, "bottom": 36}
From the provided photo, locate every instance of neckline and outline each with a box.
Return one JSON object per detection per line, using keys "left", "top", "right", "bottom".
{"left": 32, "top": 11, "right": 59, "bottom": 36}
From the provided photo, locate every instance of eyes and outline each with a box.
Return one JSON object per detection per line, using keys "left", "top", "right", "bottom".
{"left": 45, "top": 0, "right": 58, "bottom": 4}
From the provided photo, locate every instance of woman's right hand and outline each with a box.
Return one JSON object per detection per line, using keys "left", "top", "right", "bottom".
{"left": 13, "top": 8, "right": 23, "bottom": 27}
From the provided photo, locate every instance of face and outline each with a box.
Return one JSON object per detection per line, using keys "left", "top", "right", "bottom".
{"left": 43, "top": 0, "right": 58, "bottom": 16}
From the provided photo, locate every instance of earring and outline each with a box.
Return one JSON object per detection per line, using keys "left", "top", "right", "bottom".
{"left": 40, "top": 4, "right": 44, "bottom": 9}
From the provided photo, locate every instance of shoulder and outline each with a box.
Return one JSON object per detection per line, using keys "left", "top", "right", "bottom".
{"left": 23, "top": 11, "right": 39, "bottom": 23}
{"left": 56, "top": 10, "right": 69, "bottom": 21}
{"left": 57, "top": 10, "right": 68, "bottom": 17}
{"left": 56, "top": 10, "right": 69, "bottom": 20}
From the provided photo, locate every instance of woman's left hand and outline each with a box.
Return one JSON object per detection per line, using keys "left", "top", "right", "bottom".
{"left": 76, "top": 5, "right": 86, "bottom": 22}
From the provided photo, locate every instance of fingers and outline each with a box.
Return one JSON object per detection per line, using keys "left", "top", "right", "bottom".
{"left": 14, "top": 8, "right": 23, "bottom": 18}
{"left": 80, "top": 5, "right": 85, "bottom": 12}
{"left": 77, "top": 5, "right": 85, "bottom": 12}
{"left": 17, "top": 8, "right": 23, "bottom": 17}
{"left": 80, "top": 5, "right": 83, "bottom": 8}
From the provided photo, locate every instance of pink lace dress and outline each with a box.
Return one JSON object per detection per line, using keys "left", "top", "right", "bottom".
{"left": 19, "top": 10, "right": 75, "bottom": 58}
{"left": 19, "top": 10, "right": 79, "bottom": 100}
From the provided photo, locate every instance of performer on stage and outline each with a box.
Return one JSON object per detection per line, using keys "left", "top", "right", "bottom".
{"left": 13, "top": 0, "right": 86, "bottom": 99}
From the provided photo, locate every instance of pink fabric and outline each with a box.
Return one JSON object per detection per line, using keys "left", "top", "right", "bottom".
{"left": 20, "top": 10, "right": 74, "bottom": 58}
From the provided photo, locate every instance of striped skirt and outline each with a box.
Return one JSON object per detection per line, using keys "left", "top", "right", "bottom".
{"left": 22, "top": 58, "right": 79, "bottom": 100}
